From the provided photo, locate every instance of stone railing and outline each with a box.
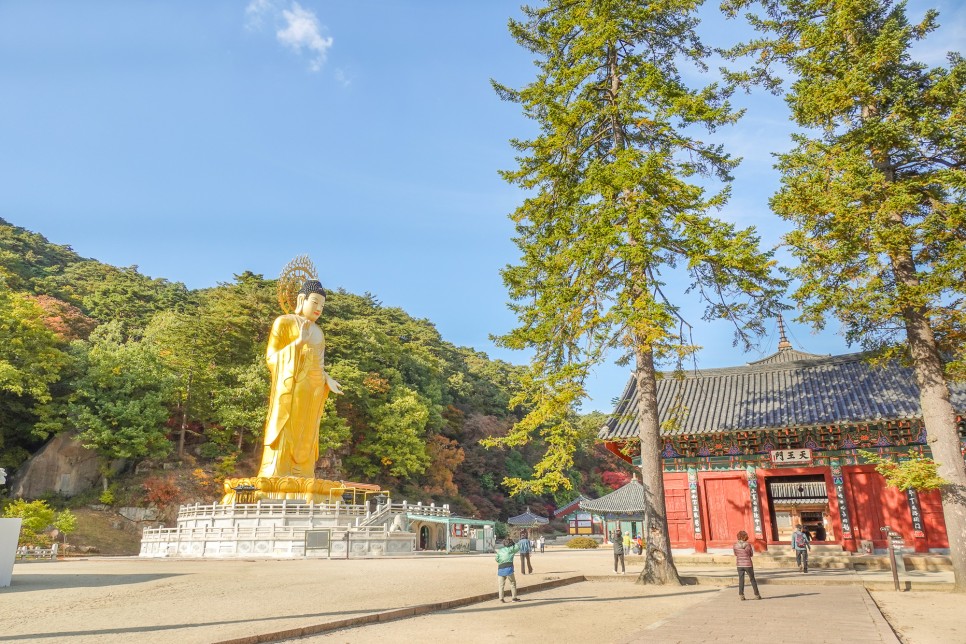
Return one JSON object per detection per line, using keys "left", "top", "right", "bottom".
{"left": 176, "top": 501, "right": 368, "bottom": 522}
{"left": 140, "top": 523, "right": 416, "bottom": 558}
{"left": 395, "top": 501, "right": 451, "bottom": 517}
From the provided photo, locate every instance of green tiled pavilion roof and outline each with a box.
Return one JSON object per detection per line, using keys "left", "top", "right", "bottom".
{"left": 580, "top": 479, "right": 646, "bottom": 514}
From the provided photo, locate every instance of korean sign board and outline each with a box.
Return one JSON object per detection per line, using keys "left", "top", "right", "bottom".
{"left": 906, "top": 489, "right": 925, "bottom": 538}
{"left": 770, "top": 448, "right": 812, "bottom": 465}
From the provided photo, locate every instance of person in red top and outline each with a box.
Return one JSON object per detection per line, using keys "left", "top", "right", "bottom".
{"left": 733, "top": 530, "right": 762, "bottom": 600}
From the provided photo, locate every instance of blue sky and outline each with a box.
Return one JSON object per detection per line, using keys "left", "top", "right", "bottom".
{"left": 2, "top": 1, "right": 964, "bottom": 412}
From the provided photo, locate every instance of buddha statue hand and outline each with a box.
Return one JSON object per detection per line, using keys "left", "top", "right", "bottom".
{"left": 326, "top": 372, "right": 343, "bottom": 395}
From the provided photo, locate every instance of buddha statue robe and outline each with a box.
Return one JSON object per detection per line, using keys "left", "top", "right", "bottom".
{"left": 257, "top": 313, "right": 331, "bottom": 478}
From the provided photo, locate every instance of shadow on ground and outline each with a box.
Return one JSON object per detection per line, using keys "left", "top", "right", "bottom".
{"left": 0, "top": 607, "right": 393, "bottom": 641}
{"left": 4, "top": 573, "right": 185, "bottom": 592}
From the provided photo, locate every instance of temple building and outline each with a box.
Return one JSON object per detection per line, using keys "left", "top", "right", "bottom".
{"left": 599, "top": 327, "right": 966, "bottom": 554}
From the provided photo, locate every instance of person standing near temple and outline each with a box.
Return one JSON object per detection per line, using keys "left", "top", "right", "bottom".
{"left": 734, "top": 530, "right": 762, "bottom": 600}
{"left": 792, "top": 523, "right": 811, "bottom": 573}
{"left": 613, "top": 529, "right": 626, "bottom": 574}
{"left": 517, "top": 531, "right": 534, "bottom": 574}
{"left": 495, "top": 538, "right": 521, "bottom": 603}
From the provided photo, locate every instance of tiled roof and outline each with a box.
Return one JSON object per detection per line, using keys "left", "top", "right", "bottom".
{"left": 579, "top": 479, "right": 646, "bottom": 514}
{"left": 507, "top": 507, "right": 549, "bottom": 526}
{"left": 600, "top": 347, "right": 966, "bottom": 440}
{"left": 554, "top": 494, "right": 591, "bottom": 518}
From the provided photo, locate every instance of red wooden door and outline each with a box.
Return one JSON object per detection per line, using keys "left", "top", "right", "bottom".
{"left": 701, "top": 476, "right": 750, "bottom": 545}
{"left": 663, "top": 474, "right": 694, "bottom": 548}
{"left": 849, "top": 471, "right": 887, "bottom": 544}
{"left": 919, "top": 489, "right": 949, "bottom": 548}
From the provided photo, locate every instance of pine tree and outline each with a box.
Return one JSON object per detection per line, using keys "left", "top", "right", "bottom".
{"left": 724, "top": 0, "right": 966, "bottom": 590}
{"left": 493, "top": 0, "right": 785, "bottom": 584}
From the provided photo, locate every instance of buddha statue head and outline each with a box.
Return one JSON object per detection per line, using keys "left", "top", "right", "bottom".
{"left": 296, "top": 280, "right": 327, "bottom": 322}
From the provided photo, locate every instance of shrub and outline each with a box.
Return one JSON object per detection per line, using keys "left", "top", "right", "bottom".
{"left": 142, "top": 475, "right": 182, "bottom": 508}
{"left": 3, "top": 499, "right": 76, "bottom": 547}
{"left": 566, "top": 536, "right": 599, "bottom": 549}
{"left": 99, "top": 488, "right": 116, "bottom": 505}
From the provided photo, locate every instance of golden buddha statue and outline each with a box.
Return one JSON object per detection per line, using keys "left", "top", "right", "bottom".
{"left": 258, "top": 279, "right": 341, "bottom": 477}
{"left": 221, "top": 269, "right": 381, "bottom": 504}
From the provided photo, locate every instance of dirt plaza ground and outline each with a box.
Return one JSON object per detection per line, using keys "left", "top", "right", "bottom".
{"left": 1, "top": 548, "right": 961, "bottom": 644}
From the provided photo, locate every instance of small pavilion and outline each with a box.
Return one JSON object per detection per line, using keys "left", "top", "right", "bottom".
{"left": 580, "top": 479, "right": 646, "bottom": 543}
{"left": 507, "top": 507, "right": 549, "bottom": 537}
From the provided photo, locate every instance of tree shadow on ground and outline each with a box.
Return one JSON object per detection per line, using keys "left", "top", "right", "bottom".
{"left": 3, "top": 572, "right": 185, "bottom": 593}
{"left": 0, "top": 607, "right": 392, "bottom": 641}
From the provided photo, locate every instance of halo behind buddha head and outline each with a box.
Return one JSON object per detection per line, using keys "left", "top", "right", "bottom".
{"left": 277, "top": 255, "right": 318, "bottom": 313}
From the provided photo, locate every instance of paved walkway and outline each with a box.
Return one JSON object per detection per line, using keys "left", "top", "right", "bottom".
{"left": 624, "top": 584, "right": 899, "bottom": 643}
{"left": 1, "top": 549, "right": 954, "bottom": 643}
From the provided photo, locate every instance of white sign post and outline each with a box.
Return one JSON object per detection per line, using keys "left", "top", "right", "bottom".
{"left": 0, "top": 518, "right": 22, "bottom": 588}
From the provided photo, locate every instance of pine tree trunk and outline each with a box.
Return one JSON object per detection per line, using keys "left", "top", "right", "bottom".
{"left": 901, "top": 304, "right": 966, "bottom": 591}
{"left": 635, "top": 343, "right": 682, "bottom": 585}
{"left": 885, "top": 178, "right": 966, "bottom": 590}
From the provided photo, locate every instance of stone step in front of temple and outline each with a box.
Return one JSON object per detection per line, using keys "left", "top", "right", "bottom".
{"left": 627, "top": 552, "right": 953, "bottom": 571}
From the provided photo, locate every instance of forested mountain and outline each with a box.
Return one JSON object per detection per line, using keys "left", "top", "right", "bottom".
{"left": 0, "top": 218, "right": 628, "bottom": 520}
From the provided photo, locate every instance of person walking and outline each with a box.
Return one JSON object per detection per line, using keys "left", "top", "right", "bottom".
{"left": 538, "top": 536, "right": 545, "bottom": 553}
{"left": 613, "top": 529, "right": 626, "bottom": 574}
{"left": 495, "top": 537, "right": 521, "bottom": 603}
{"left": 792, "top": 523, "right": 811, "bottom": 573}
{"left": 734, "top": 530, "right": 762, "bottom": 600}
{"left": 517, "top": 531, "right": 534, "bottom": 574}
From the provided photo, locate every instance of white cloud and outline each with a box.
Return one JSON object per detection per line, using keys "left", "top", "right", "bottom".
{"left": 334, "top": 68, "right": 351, "bottom": 86}
{"left": 244, "top": 0, "right": 273, "bottom": 31}
{"left": 277, "top": 3, "right": 333, "bottom": 72}
{"left": 244, "top": 0, "right": 334, "bottom": 72}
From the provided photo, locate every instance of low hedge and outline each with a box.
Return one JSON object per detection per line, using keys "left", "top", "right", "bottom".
{"left": 566, "top": 537, "right": 599, "bottom": 549}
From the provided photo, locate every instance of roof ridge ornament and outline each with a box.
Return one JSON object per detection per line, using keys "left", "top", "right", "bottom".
{"left": 777, "top": 314, "right": 792, "bottom": 350}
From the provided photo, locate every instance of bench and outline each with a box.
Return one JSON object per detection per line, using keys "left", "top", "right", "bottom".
{"left": 16, "top": 546, "right": 57, "bottom": 560}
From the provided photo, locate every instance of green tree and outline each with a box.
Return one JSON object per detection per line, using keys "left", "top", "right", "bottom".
{"left": 858, "top": 450, "right": 947, "bottom": 492}
{"left": 0, "top": 218, "right": 81, "bottom": 292}
{"left": 492, "top": 0, "right": 785, "bottom": 584}
{"left": 345, "top": 387, "right": 431, "bottom": 479}
{"left": 40, "top": 261, "right": 188, "bottom": 330}
{"left": 144, "top": 310, "right": 222, "bottom": 456}
{"left": 209, "top": 359, "right": 270, "bottom": 455}
{"left": 724, "top": 0, "right": 966, "bottom": 591}
{"left": 2, "top": 499, "right": 74, "bottom": 547}
{"left": 0, "top": 285, "right": 69, "bottom": 470}
{"left": 70, "top": 322, "right": 176, "bottom": 472}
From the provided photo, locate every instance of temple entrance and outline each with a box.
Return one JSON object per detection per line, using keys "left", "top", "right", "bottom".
{"left": 766, "top": 475, "right": 833, "bottom": 542}
{"left": 419, "top": 526, "right": 430, "bottom": 550}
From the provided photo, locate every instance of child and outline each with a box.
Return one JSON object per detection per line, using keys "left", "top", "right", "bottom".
{"left": 496, "top": 537, "right": 521, "bottom": 603}
{"left": 734, "top": 530, "right": 762, "bottom": 600}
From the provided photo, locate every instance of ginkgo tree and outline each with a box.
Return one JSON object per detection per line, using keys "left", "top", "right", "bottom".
{"left": 491, "top": 0, "right": 785, "bottom": 584}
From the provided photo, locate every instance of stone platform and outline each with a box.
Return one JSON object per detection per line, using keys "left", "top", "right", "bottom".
{"left": 139, "top": 500, "right": 416, "bottom": 558}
